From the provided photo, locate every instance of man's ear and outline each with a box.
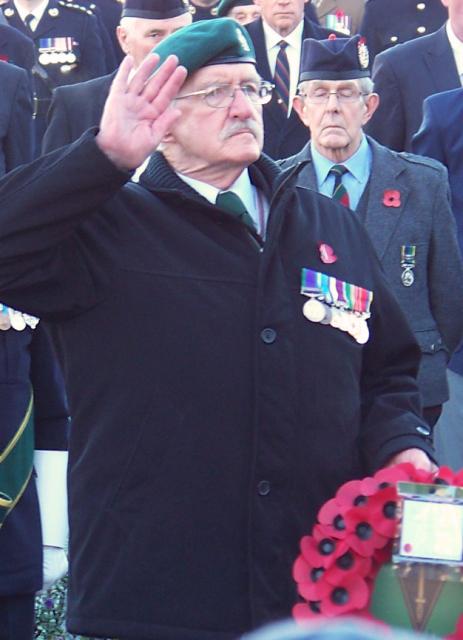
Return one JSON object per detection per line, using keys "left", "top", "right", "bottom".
{"left": 116, "top": 25, "right": 130, "bottom": 55}
{"left": 292, "top": 95, "right": 309, "bottom": 125}
{"left": 362, "top": 92, "right": 380, "bottom": 125}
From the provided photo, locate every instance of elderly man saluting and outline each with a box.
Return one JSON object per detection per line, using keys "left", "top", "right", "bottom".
{"left": 0, "top": 18, "right": 437, "bottom": 640}
{"left": 282, "top": 34, "right": 463, "bottom": 431}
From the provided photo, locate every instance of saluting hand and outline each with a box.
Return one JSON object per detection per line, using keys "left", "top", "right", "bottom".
{"left": 96, "top": 53, "right": 187, "bottom": 170}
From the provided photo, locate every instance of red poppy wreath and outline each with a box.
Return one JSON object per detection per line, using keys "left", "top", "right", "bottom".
{"left": 292, "top": 463, "right": 463, "bottom": 636}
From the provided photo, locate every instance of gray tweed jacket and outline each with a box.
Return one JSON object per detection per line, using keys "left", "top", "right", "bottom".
{"left": 280, "top": 136, "right": 463, "bottom": 406}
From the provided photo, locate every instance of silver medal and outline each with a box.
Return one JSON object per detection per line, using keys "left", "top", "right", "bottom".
{"left": 303, "top": 298, "right": 326, "bottom": 323}
{"left": 9, "top": 309, "right": 26, "bottom": 331}
{"left": 355, "top": 319, "right": 370, "bottom": 344}
{"left": 401, "top": 268, "right": 415, "bottom": 287}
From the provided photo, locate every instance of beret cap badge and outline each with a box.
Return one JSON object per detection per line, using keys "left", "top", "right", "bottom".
{"left": 357, "top": 38, "right": 369, "bottom": 70}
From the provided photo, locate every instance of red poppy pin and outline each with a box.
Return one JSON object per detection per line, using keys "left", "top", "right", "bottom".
{"left": 318, "top": 242, "right": 337, "bottom": 264}
{"left": 383, "top": 189, "right": 401, "bottom": 207}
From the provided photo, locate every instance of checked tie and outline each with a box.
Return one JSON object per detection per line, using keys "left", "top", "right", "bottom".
{"left": 329, "top": 164, "right": 350, "bottom": 208}
{"left": 216, "top": 191, "right": 256, "bottom": 232}
{"left": 274, "top": 40, "right": 290, "bottom": 114}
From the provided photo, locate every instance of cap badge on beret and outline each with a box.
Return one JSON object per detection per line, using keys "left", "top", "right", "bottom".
{"left": 358, "top": 37, "right": 369, "bottom": 70}
{"left": 236, "top": 26, "right": 251, "bottom": 52}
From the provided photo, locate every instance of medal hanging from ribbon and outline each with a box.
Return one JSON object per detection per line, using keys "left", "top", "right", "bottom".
{"left": 401, "top": 245, "right": 416, "bottom": 287}
{"left": 0, "top": 304, "right": 39, "bottom": 332}
{"left": 301, "top": 268, "right": 373, "bottom": 344}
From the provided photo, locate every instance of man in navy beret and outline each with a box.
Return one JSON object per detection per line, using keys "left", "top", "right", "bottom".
{"left": 0, "top": 18, "right": 437, "bottom": 640}
{"left": 281, "top": 34, "right": 463, "bottom": 431}
{"left": 42, "top": 0, "right": 192, "bottom": 152}
{"left": 217, "top": 0, "right": 261, "bottom": 24}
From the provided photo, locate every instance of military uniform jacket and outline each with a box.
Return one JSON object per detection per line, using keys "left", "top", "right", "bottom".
{"left": 280, "top": 137, "right": 463, "bottom": 406}
{"left": 42, "top": 71, "right": 115, "bottom": 152}
{"left": 4, "top": 0, "right": 107, "bottom": 147}
{"left": 413, "top": 88, "right": 463, "bottom": 376}
{"left": 246, "top": 18, "right": 341, "bottom": 159}
{"left": 0, "top": 323, "right": 69, "bottom": 595}
{"left": 366, "top": 25, "right": 460, "bottom": 152}
{"left": 0, "top": 132, "right": 434, "bottom": 639}
{"left": 359, "top": 0, "right": 447, "bottom": 62}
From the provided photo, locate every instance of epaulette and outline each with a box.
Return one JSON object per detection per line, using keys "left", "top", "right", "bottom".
{"left": 398, "top": 151, "right": 446, "bottom": 173}
{"left": 58, "top": 0, "right": 94, "bottom": 15}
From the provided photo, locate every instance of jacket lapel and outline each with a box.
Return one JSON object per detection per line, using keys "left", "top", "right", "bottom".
{"left": 358, "top": 137, "right": 409, "bottom": 260}
{"left": 423, "top": 26, "right": 460, "bottom": 93}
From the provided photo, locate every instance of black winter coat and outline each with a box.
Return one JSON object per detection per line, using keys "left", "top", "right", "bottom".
{"left": 0, "top": 132, "right": 433, "bottom": 639}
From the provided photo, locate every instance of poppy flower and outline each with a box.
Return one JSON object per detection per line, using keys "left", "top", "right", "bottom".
{"left": 324, "top": 549, "right": 372, "bottom": 583}
{"left": 293, "top": 601, "right": 323, "bottom": 621}
{"left": 293, "top": 556, "right": 331, "bottom": 601}
{"left": 383, "top": 189, "right": 401, "bottom": 207}
{"left": 372, "top": 463, "right": 415, "bottom": 488}
{"left": 344, "top": 505, "right": 388, "bottom": 556}
{"left": 319, "top": 574, "right": 370, "bottom": 616}
{"left": 335, "top": 479, "right": 370, "bottom": 509}
{"left": 317, "top": 498, "right": 349, "bottom": 539}
{"left": 366, "top": 485, "right": 399, "bottom": 537}
{"left": 434, "top": 465, "right": 456, "bottom": 486}
{"left": 445, "top": 614, "right": 463, "bottom": 640}
{"left": 300, "top": 526, "right": 347, "bottom": 568}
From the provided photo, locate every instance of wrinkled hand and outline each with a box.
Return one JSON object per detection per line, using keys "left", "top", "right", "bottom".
{"left": 386, "top": 447, "right": 438, "bottom": 473}
{"left": 97, "top": 53, "right": 187, "bottom": 170}
{"left": 41, "top": 546, "right": 68, "bottom": 592}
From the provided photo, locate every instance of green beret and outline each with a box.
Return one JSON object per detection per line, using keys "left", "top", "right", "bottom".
{"left": 217, "top": 0, "right": 255, "bottom": 17}
{"left": 154, "top": 17, "right": 256, "bottom": 75}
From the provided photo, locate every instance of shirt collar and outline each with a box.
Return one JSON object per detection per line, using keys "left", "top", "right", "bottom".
{"left": 14, "top": 0, "right": 49, "bottom": 24}
{"left": 446, "top": 20, "right": 463, "bottom": 77}
{"left": 262, "top": 18, "right": 304, "bottom": 52}
{"left": 176, "top": 168, "right": 254, "bottom": 212}
{"left": 311, "top": 134, "right": 371, "bottom": 186}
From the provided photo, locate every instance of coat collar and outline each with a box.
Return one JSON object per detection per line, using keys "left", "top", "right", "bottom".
{"left": 423, "top": 25, "right": 461, "bottom": 93}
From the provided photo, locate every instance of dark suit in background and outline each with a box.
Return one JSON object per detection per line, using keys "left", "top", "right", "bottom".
{"left": 42, "top": 72, "right": 115, "bottom": 152}
{"left": 359, "top": 0, "right": 447, "bottom": 63}
{"left": 366, "top": 25, "right": 460, "bottom": 151}
{"left": 413, "top": 87, "right": 463, "bottom": 469}
{"left": 0, "top": 23, "right": 35, "bottom": 73}
{"left": 280, "top": 136, "right": 463, "bottom": 418}
{"left": 0, "top": 63, "right": 34, "bottom": 174}
{"left": 246, "top": 17, "right": 339, "bottom": 159}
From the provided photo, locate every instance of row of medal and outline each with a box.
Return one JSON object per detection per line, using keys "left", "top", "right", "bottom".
{"left": 0, "top": 304, "right": 39, "bottom": 332}
{"left": 300, "top": 268, "right": 373, "bottom": 345}
{"left": 38, "top": 38, "right": 79, "bottom": 68}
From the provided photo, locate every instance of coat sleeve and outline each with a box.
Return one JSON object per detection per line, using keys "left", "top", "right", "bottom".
{"left": 366, "top": 51, "right": 406, "bottom": 151}
{"left": 428, "top": 164, "right": 463, "bottom": 355}
{"left": 0, "top": 131, "right": 130, "bottom": 319}
{"left": 411, "top": 97, "right": 446, "bottom": 163}
{"left": 42, "top": 88, "right": 74, "bottom": 153}
{"left": 4, "top": 67, "right": 34, "bottom": 173}
{"left": 30, "top": 323, "right": 69, "bottom": 450}
{"left": 357, "top": 253, "right": 436, "bottom": 470}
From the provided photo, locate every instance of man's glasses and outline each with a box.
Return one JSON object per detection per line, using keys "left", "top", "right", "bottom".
{"left": 299, "top": 87, "right": 368, "bottom": 104}
{"left": 176, "top": 81, "right": 274, "bottom": 108}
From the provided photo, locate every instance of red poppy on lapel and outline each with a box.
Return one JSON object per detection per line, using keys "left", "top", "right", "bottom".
{"left": 383, "top": 189, "right": 401, "bottom": 207}
{"left": 318, "top": 242, "right": 337, "bottom": 264}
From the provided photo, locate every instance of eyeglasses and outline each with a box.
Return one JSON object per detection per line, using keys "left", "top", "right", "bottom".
{"left": 176, "top": 81, "right": 274, "bottom": 108}
{"left": 298, "top": 87, "right": 368, "bottom": 104}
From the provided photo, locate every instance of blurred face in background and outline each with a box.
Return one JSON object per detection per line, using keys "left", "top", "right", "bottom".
{"left": 441, "top": 0, "right": 463, "bottom": 38}
{"left": 254, "top": 0, "right": 307, "bottom": 36}
{"left": 117, "top": 12, "right": 192, "bottom": 67}
{"left": 228, "top": 3, "right": 262, "bottom": 24}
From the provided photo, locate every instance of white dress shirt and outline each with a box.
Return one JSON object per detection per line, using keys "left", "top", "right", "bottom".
{"left": 177, "top": 169, "right": 269, "bottom": 237}
{"left": 14, "top": 0, "right": 48, "bottom": 31}
{"left": 446, "top": 21, "right": 463, "bottom": 83}
{"left": 262, "top": 19, "right": 304, "bottom": 116}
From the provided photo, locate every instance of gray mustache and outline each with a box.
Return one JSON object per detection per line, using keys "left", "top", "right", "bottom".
{"left": 219, "top": 119, "right": 261, "bottom": 141}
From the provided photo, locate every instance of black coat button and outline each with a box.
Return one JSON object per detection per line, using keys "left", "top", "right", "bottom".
{"left": 261, "top": 328, "right": 276, "bottom": 344}
{"left": 258, "top": 480, "right": 271, "bottom": 496}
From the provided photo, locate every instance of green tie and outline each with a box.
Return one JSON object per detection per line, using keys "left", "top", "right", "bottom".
{"left": 216, "top": 191, "right": 256, "bottom": 231}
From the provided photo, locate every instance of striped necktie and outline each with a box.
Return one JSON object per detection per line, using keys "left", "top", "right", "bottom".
{"left": 329, "top": 164, "right": 350, "bottom": 208}
{"left": 216, "top": 191, "right": 256, "bottom": 231}
{"left": 274, "top": 40, "right": 290, "bottom": 114}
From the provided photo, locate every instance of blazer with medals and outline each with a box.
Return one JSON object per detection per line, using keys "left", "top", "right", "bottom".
{"left": 366, "top": 25, "right": 461, "bottom": 152}
{"left": 246, "top": 17, "right": 340, "bottom": 160}
{"left": 280, "top": 136, "right": 463, "bottom": 407}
